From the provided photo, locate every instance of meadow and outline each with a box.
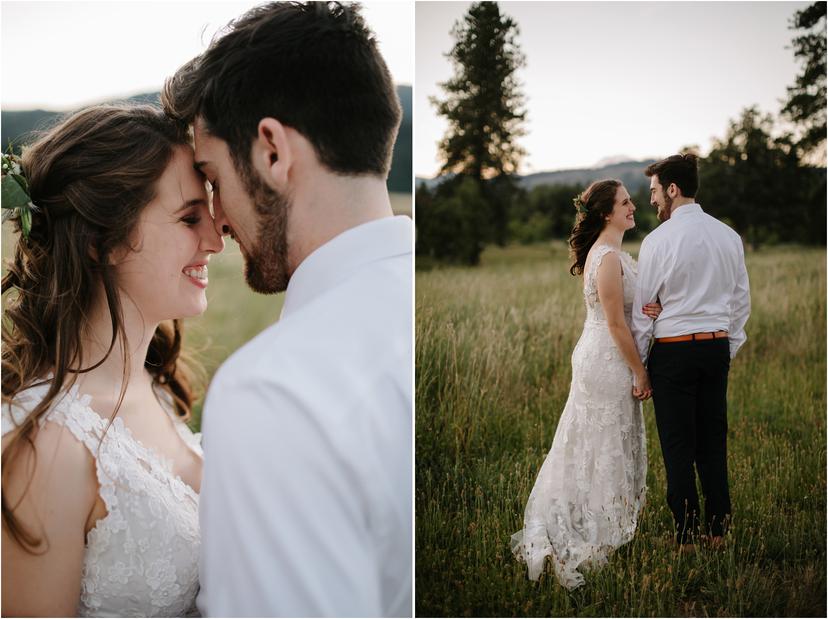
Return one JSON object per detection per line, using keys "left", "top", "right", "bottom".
{"left": 416, "top": 242, "right": 826, "bottom": 617}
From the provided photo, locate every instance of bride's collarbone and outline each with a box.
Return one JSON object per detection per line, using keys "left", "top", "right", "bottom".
{"left": 86, "top": 391, "right": 202, "bottom": 490}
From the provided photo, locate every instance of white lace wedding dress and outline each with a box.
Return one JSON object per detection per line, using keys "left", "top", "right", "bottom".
{"left": 2, "top": 381, "right": 202, "bottom": 617}
{"left": 511, "top": 244, "right": 647, "bottom": 589}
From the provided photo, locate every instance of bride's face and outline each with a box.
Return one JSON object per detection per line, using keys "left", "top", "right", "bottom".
{"left": 112, "top": 145, "right": 225, "bottom": 323}
{"left": 606, "top": 185, "right": 636, "bottom": 232}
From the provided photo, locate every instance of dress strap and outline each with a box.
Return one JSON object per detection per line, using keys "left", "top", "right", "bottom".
{"left": 2, "top": 382, "right": 107, "bottom": 456}
{"left": 585, "top": 244, "right": 618, "bottom": 299}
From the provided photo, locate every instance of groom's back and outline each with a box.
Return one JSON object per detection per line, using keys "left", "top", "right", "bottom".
{"left": 199, "top": 217, "right": 412, "bottom": 618}
{"left": 643, "top": 204, "right": 746, "bottom": 336}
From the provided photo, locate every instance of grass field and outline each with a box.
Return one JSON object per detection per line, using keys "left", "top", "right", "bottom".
{"left": 416, "top": 242, "right": 826, "bottom": 617}
{"left": 1, "top": 192, "right": 412, "bottom": 431}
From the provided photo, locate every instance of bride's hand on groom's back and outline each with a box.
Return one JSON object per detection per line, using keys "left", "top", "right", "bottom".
{"left": 642, "top": 303, "right": 662, "bottom": 320}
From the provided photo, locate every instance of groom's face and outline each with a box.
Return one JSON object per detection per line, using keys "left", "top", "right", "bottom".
{"left": 649, "top": 175, "right": 673, "bottom": 222}
{"left": 193, "top": 118, "right": 292, "bottom": 293}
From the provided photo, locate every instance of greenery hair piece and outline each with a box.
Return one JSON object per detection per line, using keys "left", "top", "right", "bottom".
{"left": 1, "top": 148, "right": 37, "bottom": 240}
{"left": 572, "top": 194, "right": 587, "bottom": 215}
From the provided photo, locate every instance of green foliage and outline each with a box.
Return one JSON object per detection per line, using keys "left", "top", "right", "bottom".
{"left": 416, "top": 177, "right": 490, "bottom": 266}
{"left": 416, "top": 243, "right": 826, "bottom": 616}
{"left": 432, "top": 1, "right": 527, "bottom": 181}
{"left": 782, "top": 1, "right": 827, "bottom": 162}
{"left": 508, "top": 183, "right": 582, "bottom": 244}
{"left": 700, "top": 106, "right": 826, "bottom": 248}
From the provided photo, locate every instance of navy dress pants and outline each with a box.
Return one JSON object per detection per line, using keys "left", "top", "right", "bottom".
{"left": 648, "top": 338, "right": 732, "bottom": 544}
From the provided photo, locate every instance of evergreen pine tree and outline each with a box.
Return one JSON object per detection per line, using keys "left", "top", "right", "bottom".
{"left": 430, "top": 1, "right": 527, "bottom": 250}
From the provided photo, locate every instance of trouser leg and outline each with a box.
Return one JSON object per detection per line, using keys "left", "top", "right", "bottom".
{"left": 694, "top": 339, "right": 732, "bottom": 537}
{"left": 649, "top": 342, "right": 701, "bottom": 544}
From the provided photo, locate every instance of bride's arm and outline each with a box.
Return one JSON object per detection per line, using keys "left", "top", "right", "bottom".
{"left": 595, "top": 252, "right": 652, "bottom": 399}
{"left": 2, "top": 423, "right": 98, "bottom": 617}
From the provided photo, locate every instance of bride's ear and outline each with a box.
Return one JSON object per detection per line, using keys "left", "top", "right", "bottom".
{"left": 252, "top": 118, "right": 292, "bottom": 189}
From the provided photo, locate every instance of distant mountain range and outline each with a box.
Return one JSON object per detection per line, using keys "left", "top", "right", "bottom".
{"left": 1, "top": 85, "right": 413, "bottom": 195}
{"left": 417, "top": 158, "right": 657, "bottom": 193}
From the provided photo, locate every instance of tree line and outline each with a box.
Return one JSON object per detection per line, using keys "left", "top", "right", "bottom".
{"left": 417, "top": 1, "right": 827, "bottom": 265}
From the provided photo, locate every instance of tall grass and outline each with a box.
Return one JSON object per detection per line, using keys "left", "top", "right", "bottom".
{"left": 416, "top": 242, "right": 826, "bottom": 617}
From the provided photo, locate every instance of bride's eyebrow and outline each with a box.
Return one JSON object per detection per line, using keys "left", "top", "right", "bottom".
{"left": 175, "top": 198, "right": 208, "bottom": 213}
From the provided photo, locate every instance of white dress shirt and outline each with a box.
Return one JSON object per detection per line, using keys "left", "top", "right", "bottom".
{"left": 198, "top": 216, "right": 413, "bottom": 618}
{"left": 632, "top": 203, "right": 751, "bottom": 362}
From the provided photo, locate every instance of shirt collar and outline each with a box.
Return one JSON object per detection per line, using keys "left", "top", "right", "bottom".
{"left": 280, "top": 215, "right": 412, "bottom": 318}
{"left": 671, "top": 202, "right": 702, "bottom": 218}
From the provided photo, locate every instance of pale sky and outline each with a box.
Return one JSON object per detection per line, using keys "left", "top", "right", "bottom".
{"left": 1, "top": 0, "right": 413, "bottom": 111}
{"left": 416, "top": 1, "right": 811, "bottom": 177}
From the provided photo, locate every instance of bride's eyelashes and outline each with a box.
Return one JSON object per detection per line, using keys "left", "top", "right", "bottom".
{"left": 181, "top": 213, "right": 202, "bottom": 227}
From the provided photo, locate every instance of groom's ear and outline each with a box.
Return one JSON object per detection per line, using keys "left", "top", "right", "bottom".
{"left": 252, "top": 117, "right": 292, "bottom": 189}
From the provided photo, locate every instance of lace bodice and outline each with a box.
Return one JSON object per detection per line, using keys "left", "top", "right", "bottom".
{"left": 1, "top": 382, "right": 202, "bottom": 617}
{"left": 583, "top": 244, "right": 637, "bottom": 325}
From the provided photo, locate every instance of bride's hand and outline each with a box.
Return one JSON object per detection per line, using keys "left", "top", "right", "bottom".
{"left": 633, "top": 370, "right": 652, "bottom": 401}
{"left": 642, "top": 303, "right": 663, "bottom": 320}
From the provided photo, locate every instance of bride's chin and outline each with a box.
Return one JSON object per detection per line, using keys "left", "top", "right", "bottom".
{"left": 176, "top": 299, "right": 209, "bottom": 319}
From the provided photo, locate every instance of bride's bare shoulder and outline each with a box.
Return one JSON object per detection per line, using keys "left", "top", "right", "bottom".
{"left": 2, "top": 419, "right": 98, "bottom": 615}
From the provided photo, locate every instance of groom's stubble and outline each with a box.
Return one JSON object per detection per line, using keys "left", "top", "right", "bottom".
{"left": 238, "top": 162, "right": 292, "bottom": 294}
{"left": 655, "top": 190, "right": 674, "bottom": 223}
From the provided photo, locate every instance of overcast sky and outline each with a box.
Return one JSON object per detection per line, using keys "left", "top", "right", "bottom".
{"left": 2, "top": 0, "right": 413, "bottom": 110}
{"left": 416, "top": 1, "right": 810, "bottom": 176}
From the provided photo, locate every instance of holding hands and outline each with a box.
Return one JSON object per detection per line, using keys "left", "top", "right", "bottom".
{"left": 633, "top": 371, "right": 652, "bottom": 401}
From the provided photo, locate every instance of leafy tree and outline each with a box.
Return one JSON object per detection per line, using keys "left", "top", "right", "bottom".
{"left": 415, "top": 177, "right": 490, "bottom": 266}
{"left": 699, "top": 107, "right": 814, "bottom": 248}
{"left": 508, "top": 183, "right": 581, "bottom": 244}
{"left": 782, "top": 1, "right": 826, "bottom": 163}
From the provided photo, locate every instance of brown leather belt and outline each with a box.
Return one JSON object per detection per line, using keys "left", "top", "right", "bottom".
{"left": 655, "top": 331, "right": 729, "bottom": 343}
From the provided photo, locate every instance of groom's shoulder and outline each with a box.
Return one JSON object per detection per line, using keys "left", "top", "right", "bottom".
{"left": 641, "top": 220, "right": 672, "bottom": 249}
{"left": 213, "top": 270, "right": 410, "bottom": 386}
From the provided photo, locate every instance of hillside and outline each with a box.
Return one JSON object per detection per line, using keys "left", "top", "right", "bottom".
{"left": 416, "top": 158, "right": 657, "bottom": 193}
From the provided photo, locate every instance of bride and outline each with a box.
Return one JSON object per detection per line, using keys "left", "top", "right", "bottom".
{"left": 511, "top": 179, "right": 660, "bottom": 589}
{"left": 2, "top": 105, "right": 223, "bottom": 616}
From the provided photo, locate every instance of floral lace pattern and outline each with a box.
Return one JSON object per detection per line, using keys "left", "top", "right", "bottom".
{"left": 2, "top": 383, "right": 201, "bottom": 617}
{"left": 511, "top": 244, "right": 647, "bottom": 589}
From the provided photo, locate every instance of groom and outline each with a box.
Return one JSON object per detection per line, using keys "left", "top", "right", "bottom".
{"left": 163, "top": 3, "right": 411, "bottom": 616}
{"left": 631, "top": 154, "right": 750, "bottom": 549}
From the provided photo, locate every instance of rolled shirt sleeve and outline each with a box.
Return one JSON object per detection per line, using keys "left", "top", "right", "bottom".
{"left": 632, "top": 236, "right": 662, "bottom": 363}
{"left": 728, "top": 237, "right": 751, "bottom": 359}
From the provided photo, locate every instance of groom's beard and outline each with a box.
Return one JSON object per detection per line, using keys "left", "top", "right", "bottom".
{"left": 239, "top": 167, "right": 291, "bottom": 294}
{"left": 656, "top": 191, "right": 674, "bottom": 222}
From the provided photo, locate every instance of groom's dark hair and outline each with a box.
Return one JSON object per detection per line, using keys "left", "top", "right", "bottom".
{"left": 645, "top": 153, "right": 699, "bottom": 198}
{"left": 162, "top": 1, "right": 401, "bottom": 178}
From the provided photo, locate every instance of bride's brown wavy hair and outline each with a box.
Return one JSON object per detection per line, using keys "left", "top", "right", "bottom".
{"left": 568, "top": 179, "right": 622, "bottom": 276}
{"left": 2, "top": 104, "right": 199, "bottom": 552}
